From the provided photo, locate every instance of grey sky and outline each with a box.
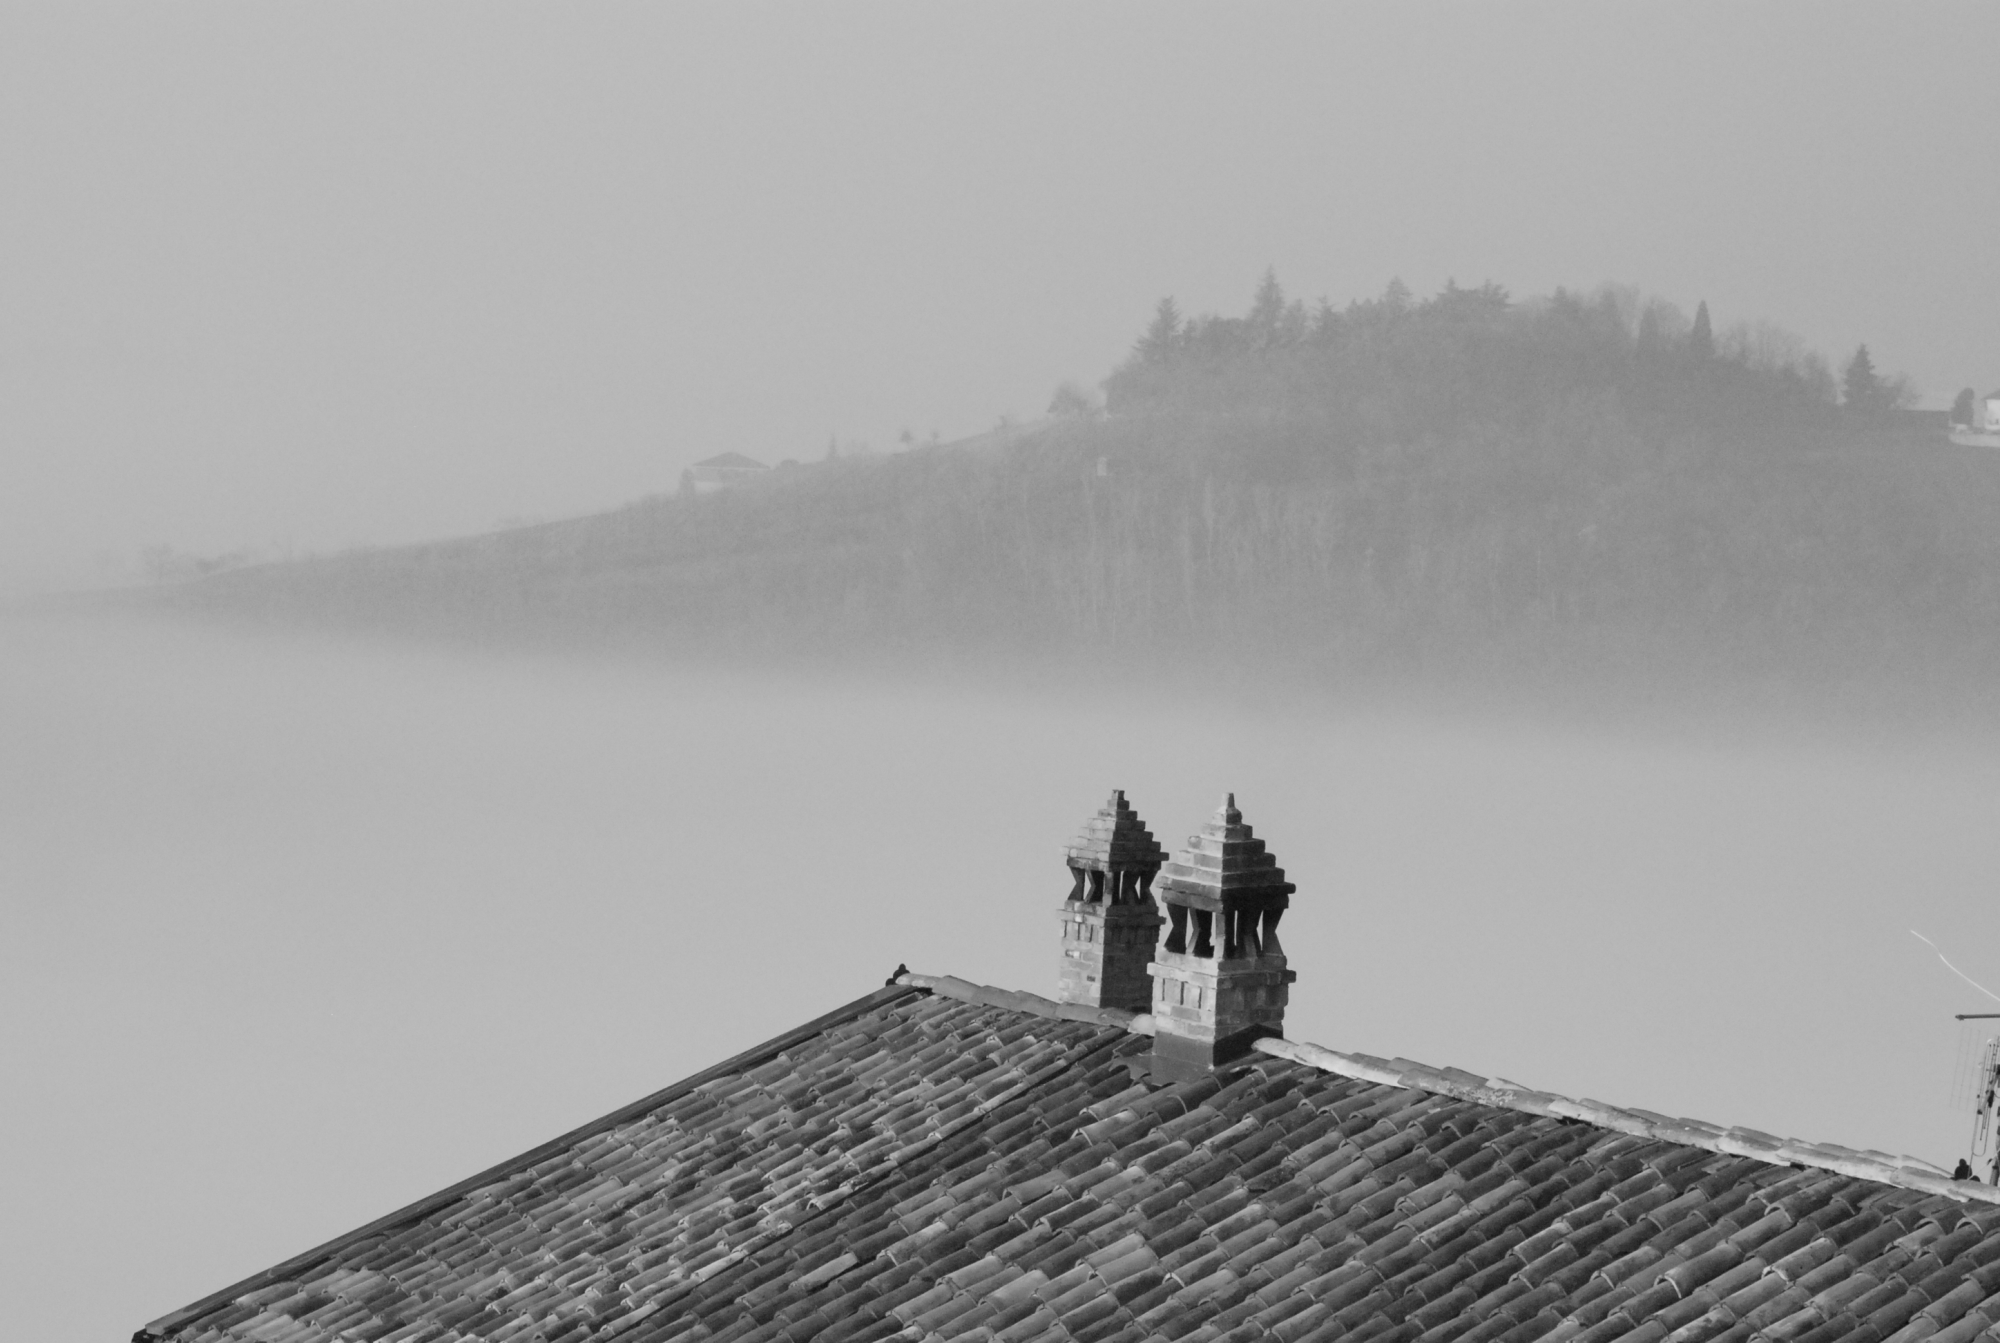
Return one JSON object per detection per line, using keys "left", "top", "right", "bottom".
{"left": 4, "top": 3, "right": 1997, "bottom": 592}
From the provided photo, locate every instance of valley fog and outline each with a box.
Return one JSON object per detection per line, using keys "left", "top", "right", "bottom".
{"left": 7, "top": 611, "right": 2000, "bottom": 1342}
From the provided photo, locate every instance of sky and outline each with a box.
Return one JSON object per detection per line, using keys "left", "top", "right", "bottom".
{"left": 3, "top": 3, "right": 1998, "bottom": 594}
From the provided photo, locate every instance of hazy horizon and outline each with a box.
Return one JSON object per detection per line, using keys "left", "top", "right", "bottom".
{"left": 5, "top": 3, "right": 1998, "bottom": 593}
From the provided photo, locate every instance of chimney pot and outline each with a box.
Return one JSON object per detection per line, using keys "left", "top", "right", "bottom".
{"left": 1148, "top": 793, "right": 1297, "bottom": 1082}
{"left": 1056, "top": 790, "right": 1166, "bottom": 1013}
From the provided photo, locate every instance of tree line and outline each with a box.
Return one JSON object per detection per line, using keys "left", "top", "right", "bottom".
{"left": 1106, "top": 271, "right": 1917, "bottom": 430}
{"left": 168, "top": 275, "right": 2000, "bottom": 719}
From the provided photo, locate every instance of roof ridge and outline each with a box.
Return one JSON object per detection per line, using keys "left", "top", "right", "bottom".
{"left": 895, "top": 969, "right": 1992, "bottom": 1205}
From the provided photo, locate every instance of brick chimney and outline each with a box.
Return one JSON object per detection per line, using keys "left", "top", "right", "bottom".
{"left": 1056, "top": 789, "right": 1166, "bottom": 1013}
{"left": 1149, "top": 793, "right": 1297, "bottom": 1081}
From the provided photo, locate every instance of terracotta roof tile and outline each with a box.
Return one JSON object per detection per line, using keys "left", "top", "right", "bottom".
{"left": 138, "top": 974, "right": 2000, "bottom": 1343}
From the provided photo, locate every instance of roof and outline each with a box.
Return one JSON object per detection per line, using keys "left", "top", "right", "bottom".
{"left": 690, "top": 452, "right": 768, "bottom": 472}
{"left": 141, "top": 973, "right": 2000, "bottom": 1343}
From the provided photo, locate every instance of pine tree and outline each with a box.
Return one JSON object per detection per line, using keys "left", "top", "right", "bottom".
{"left": 1690, "top": 301, "right": 1714, "bottom": 359}
{"left": 1843, "top": 345, "right": 1885, "bottom": 413}
{"left": 1134, "top": 297, "right": 1183, "bottom": 364}
{"left": 1311, "top": 297, "right": 1341, "bottom": 342}
{"left": 1247, "top": 268, "right": 1286, "bottom": 340}
{"left": 1952, "top": 388, "right": 1977, "bottom": 426}
{"left": 1635, "top": 304, "right": 1666, "bottom": 355}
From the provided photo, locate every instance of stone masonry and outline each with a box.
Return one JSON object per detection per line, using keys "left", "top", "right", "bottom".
{"left": 1055, "top": 789, "right": 1165, "bottom": 1013}
{"left": 1149, "top": 793, "right": 1298, "bottom": 1082}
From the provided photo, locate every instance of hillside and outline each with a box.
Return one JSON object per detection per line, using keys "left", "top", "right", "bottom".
{"left": 159, "top": 281, "right": 2000, "bottom": 716}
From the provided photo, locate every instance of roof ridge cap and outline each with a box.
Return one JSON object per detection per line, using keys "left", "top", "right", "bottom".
{"left": 897, "top": 969, "right": 1998, "bottom": 1206}
{"left": 897, "top": 972, "right": 1153, "bottom": 1033}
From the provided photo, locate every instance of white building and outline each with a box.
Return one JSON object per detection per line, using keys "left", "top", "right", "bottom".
{"left": 682, "top": 452, "right": 769, "bottom": 494}
{"left": 1949, "top": 393, "right": 2000, "bottom": 447}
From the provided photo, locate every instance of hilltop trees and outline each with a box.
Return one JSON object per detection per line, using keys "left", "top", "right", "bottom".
{"left": 1634, "top": 303, "right": 1669, "bottom": 356}
{"left": 1103, "top": 273, "right": 1845, "bottom": 435}
{"left": 1048, "top": 381, "right": 1100, "bottom": 418}
{"left": 1244, "top": 267, "right": 1307, "bottom": 347}
{"left": 1843, "top": 345, "right": 1885, "bottom": 412}
{"left": 1134, "top": 297, "right": 1183, "bottom": 363}
{"left": 1841, "top": 345, "right": 1915, "bottom": 417}
{"left": 1690, "top": 301, "right": 1714, "bottom": 359}
{"left": 1247, "top": 268, "right": 1286, "bottom": 336}
{"left": 169, "top": 272, "right": 2000, "bottom": 716}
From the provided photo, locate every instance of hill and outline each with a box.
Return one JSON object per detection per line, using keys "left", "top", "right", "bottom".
{"left": 156, "top": 280, "right": 2000, "bottom": 717}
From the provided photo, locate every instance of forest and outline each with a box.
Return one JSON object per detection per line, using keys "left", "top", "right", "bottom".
{"left": 161, "top": 277, "right": 2000, "bottom": 718}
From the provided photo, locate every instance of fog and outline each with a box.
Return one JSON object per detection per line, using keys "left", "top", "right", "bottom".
{"left": 10, "top": 6, "right": 2000, "bottom": 1338}
{"left": 5, "top": 3, "right": 1998, "bottom": 593}
{"left": 8, "top": 611, "right": 2000, "bottom": 1339}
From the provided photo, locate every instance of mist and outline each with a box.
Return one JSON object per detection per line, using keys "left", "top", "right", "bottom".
{"left": 4, "top": 3, "right": 1997, "bottom": 594}
{"left": 9, "top": 610, "right": 2000, "bottom": 1340}
{"left": 11, "top": 6, "right": 2000, "bottom": 1340}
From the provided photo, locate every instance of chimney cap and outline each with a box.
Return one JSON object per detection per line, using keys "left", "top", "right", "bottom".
{"left": 1064, "top": 788, "right": 1167, "bottom": 873}
{"left": 1157, "top": 792, "right": 1295, "bottom": 909}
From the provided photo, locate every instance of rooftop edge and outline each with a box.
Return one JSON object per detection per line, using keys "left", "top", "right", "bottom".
{"left": 893, "top": 969, "right": 1991, "bottom": 1206}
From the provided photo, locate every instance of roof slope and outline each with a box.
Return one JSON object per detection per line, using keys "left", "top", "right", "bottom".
{"left": 144, "top": 982, "right": 2000, "bottom": 1343}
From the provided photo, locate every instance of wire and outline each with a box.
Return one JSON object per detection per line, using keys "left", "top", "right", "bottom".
{"left": 1913, "top": 930, "right": 2000, "bottom": 1006}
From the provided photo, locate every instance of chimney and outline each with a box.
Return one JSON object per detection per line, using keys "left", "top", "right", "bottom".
{"left": 1148, "top": 793, "right": 1297, "bottom": 1081}
{"left": 1056, "top": 789, "right": 1166, "bottom": 1013}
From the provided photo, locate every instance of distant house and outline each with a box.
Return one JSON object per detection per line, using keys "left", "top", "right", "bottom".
{"left": 684, "top": 451, "right": 769, "bottom": 493}
{"left": 1948, "top": 393, "right": 2000, "bottom": 448}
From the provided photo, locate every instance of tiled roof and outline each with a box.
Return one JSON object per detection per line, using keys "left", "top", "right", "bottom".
{"left": 691, "top": 453, "right": 768, "bottom": 471}
{"left": 141, "top": 973, "right": 2000, "bottom": 1343}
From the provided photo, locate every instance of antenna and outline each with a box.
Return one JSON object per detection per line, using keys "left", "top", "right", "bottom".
{"left": 1959, "top": 1015, "right": 2000, "bottom": 1183}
